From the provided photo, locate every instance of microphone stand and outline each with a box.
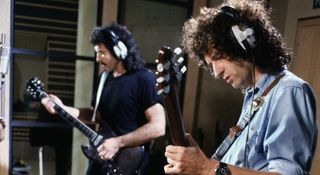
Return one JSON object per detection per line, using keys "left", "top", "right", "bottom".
{"left": 0, "top": 33, "right": 10, "bottom": 138}
{"left": 39, "top": 147, "right": 43, "bottom": 175}
{"left": 0, "top": 78, "right": 5, "bottom": 141}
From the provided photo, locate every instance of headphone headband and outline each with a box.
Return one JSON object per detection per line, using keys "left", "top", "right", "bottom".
{"left": 221, "top": 6, "right": 240, "bottom": 22}
{"left": 220, "top": 6, "right": 256, "bottom": 56}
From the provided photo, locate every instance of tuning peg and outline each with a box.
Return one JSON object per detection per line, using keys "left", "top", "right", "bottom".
{"left": 177, "top": 56, "right": 184, "bottom": 64}
{"left": 157, "top": 74, "right": 171, "bottom": 84}
{"left": 157, "top": 89, "right": 163, "bottom": 95}
{"left": 173, "top": 56, "right": 185, "bottom": 69}
{"left": 172, "top": 65, "right": 187, "bottom": 83}
{"left": 163, "top": 86, "right": 170, "bottom": 95}
{"left": 180, "top": 65, "right": 187, "bottom": 74}
{"left": 163, "top": 74, "right": 171, "bottom": 84}
{"left": 174, "top": 47, "right": 182, "bottom": 55}
{"left": 157, "top": 63, "right": 164, "bottom": 72}
{"left": 163, "top": 61, "right": 171, "bottom": 72}
{"left": 157, "top": 76, "right": 164, "bottom": 83}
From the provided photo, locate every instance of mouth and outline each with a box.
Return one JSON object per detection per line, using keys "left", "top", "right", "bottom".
{"left": 100, "top": 62, "right": 107, "bottom": 67}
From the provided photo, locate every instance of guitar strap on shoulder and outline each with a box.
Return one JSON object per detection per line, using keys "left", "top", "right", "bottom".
{"left": 212, "top": 73, "right": 285, "bottom": 160}
{"left": 91, "top": 71, "right": 109, "bottom": 122}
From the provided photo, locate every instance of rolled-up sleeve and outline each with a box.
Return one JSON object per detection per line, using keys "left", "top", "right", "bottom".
{"left": 264, "top": 83, "right": 317, "bottom": 174}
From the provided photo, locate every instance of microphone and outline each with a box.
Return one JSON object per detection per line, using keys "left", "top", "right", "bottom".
{"left": 0, "top": 33, "right": 11, "bottom": 89}
{"left": 0, "top": 33, "right": 10, "bottom": 75}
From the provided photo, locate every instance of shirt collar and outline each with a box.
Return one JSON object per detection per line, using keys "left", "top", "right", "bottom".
{"left": 246, "top": 69, "right": 286, "bottom": 97}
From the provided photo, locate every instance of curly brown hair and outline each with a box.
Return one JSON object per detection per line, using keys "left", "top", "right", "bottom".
{"left": 182, "top": 0, "right": 291, "bottom": 73}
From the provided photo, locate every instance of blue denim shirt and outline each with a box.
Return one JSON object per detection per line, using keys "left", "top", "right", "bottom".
{"left": 221, "top": 70, "right": 318, "bottom": 175}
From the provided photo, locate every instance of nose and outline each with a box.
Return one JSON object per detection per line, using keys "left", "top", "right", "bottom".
{"left": 96, "top": 55, "right": 101, "bottom": 62}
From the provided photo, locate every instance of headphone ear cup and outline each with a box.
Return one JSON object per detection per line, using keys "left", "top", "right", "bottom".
{"left": 220, "top": 6, "right": 256, "bottom": 56}
{"left": 117, "top": 41, "right": 128, "bottom": 60}
{"left": 230, "top": 24, "right": 256, "bottom": 53}
{"left": 106, "top": 30, "right": 128, "bottom": 60}
{"left": 113, "top": 45, "right": 121, "bottom": 59}
{"left": 113, "top": 41, "right": 128, "bottom": 60}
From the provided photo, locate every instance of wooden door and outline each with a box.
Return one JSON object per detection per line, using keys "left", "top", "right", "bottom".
{"left": 292, "top": 17, "right": 320, "bottom": 175}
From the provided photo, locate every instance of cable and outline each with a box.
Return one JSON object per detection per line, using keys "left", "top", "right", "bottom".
{"left": 243, "top": 55, "right": 256, "bottom": 168}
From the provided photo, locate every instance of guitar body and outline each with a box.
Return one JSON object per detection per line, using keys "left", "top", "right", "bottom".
{"left": 81, "top": 144, "right": 144, "bottom": 175}
{"left": 26, "top": 77, "right": 144, "bottom": 175}
{"left": 81, "top": 124, "right": 145, "bottom": 175}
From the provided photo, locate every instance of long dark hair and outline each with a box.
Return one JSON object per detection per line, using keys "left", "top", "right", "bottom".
{"left": 90, "top": 22, "right": 145, "bottom": 72}
{"left": 182, "top": 0, "right": 291, "bottom": 74}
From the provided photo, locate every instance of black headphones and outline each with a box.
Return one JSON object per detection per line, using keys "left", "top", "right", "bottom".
{"left": 105, "top": 29, "right": 128, "bottom": 60}
{"left": 221, "top": 6, "right": 256, "bottom": 56}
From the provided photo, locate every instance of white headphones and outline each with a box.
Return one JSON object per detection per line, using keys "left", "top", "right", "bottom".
{"left": 231, "top": 25, "right": 256, "bottom": 51}
{"left": 106, "top": 30, "right": 128, "bottom": 60}
{"left": 221, "top": 6, "right": 256, "bottom": 54}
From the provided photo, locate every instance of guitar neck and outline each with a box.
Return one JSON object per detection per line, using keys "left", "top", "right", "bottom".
{"left": 165, "top": 85, "right": 188, "bottom": 147}
{"left": 212, "top": 135, "right": 235, "bottom": 160}
{"left": 39, "top": 92, "right": 102, "bottom": 146}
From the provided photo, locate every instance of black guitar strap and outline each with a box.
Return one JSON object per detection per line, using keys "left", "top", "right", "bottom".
{"left": 212, "top": 73, "right": 285, "bottom": 160}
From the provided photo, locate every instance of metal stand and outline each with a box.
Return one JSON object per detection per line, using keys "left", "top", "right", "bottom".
{"left": 0, "top": 33, "right": 9, "bottom": 129}
{"left": 39, "top": 147, "right": 44, "bottom": 175}
{"left": 0, "top": 75, "right": 5, "bottom": 124}
{"left": 0, "top": 81, "right": 4, "bottom": 141}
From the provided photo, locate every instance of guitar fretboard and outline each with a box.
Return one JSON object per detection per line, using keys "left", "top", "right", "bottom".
{"left": 39, "top": 92, "right": 103, "bottom": 146}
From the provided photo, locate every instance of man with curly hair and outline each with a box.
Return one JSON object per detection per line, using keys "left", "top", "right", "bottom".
{"left": 164, "top": 0, "right": 317, "bottom": 175}
{"left": 41, "top": 22, "right": 166, "bottom": 175}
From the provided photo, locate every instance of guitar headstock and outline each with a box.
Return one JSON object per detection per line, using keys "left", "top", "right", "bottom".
{"left": 155, "top": 46, "right": 187, "bottom": 96}
{"left": 25, "top": 77, "right": 45, "bottom": 100}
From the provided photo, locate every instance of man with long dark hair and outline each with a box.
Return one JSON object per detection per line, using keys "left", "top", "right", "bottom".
{"left": 164, "top": 0, "right": 317, "bottom": 174}
{"left": 42, "top": 22, "right": 166, "bottom": 175}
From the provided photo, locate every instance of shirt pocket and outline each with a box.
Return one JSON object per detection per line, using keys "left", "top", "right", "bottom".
{"left": 245, "top": 129, "right": 259, "bottom": 156}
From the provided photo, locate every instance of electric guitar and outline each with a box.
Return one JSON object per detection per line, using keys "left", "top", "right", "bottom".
{"left": 155, "top": 46, "right": 189, "bottom": 146}
{"left": 26, "top": 77, "right": 144, "bottom": 175}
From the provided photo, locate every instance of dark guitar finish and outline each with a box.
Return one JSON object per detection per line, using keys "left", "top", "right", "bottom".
{"left": 155, "top": 46, "right": 188, "bottom": 147}
{"left": 26, "top": 77, "right": 144, "bottom": 175}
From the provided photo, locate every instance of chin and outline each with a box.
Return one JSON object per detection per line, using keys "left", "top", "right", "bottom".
{"left": 104, "top": 66, "right": 111, "bottom": 71}
{"left": 232, "top": 83, "right": 247, "bottom": 90}
{"left": 230, "top": 81, "right": 239, "bottom": 89}
{"left": 231, "top": 84, "right": 240, "bottom": 89}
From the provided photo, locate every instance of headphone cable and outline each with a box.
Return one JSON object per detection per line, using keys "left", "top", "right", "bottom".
{"left": 243, "top": 54, "right": 256, "bottom": 168}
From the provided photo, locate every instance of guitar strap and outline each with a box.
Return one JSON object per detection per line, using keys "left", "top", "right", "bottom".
{"left": 212, "top": 73, "right": 285, "bottom": 160}
{"left": 91, "top": 71, "right": 109, "bottom": 122}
